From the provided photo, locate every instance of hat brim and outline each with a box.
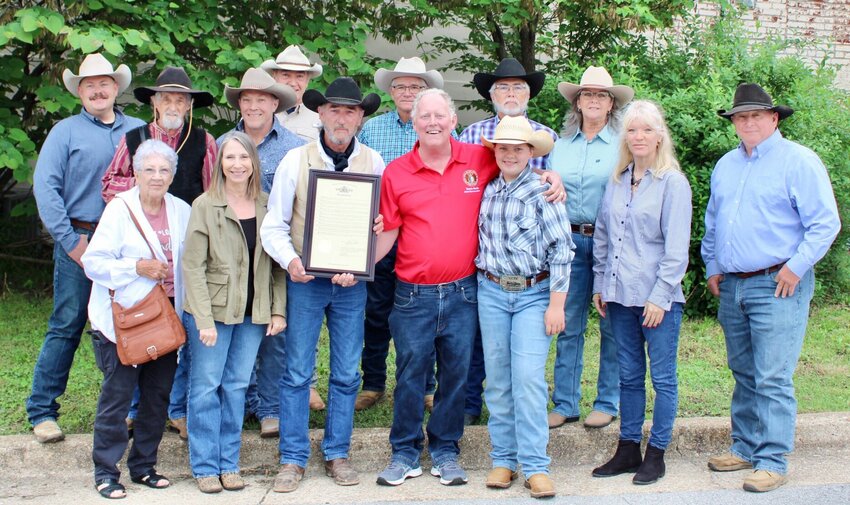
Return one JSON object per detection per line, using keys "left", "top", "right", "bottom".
{"left": 260, "top": 59, "right": 323, "bottom": 78}
{"left": 62, "top": 64, "right": 132, "bottom": 98}
{"left": 133, "top": 86, "right": 215, "bottom": 109}
{"left": 224, "top": 83, "right": 297, "bottom": 113}
{"left": 374, "top": 69, "right": 444, "bottom": 93}
{"left": 473, "top": 71, "right": 545, "bottom": 101}
{"left": 717, "top": 104, "right": 794, "bottom": 120}
{"left": 557, "top": 82, "right": 634, "bottom": 108}
{"left": 302, "top": 90, "right": 381, "bottom": 116}
{"left": 481, "top": 130, "right": 554, "bottom": 158}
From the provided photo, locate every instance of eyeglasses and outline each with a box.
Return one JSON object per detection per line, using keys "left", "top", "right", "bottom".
{"left": 391, "top": 84, "right": 427, "bottom": 93}
{"left": 493, "top": 83, "right": 529, "bottom": 93}
{"left": 579, "top": 90, "right": 612, "bottom": 100}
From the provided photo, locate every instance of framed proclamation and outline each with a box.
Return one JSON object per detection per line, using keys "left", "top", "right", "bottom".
{"left": 302, "top": 170, "right": 381, "bottom": 281}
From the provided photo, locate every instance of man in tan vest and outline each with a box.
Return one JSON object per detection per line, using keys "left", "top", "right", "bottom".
{"left": 260, "top": 77, "right": 385, "bottom": 493}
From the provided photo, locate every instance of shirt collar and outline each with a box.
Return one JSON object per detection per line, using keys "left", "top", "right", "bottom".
{"left": 738, "top": 128, "right": 783, "bottom": 159}
{"left": 409, "top": 137, "right": 469, "bottom": 173}
{"left": 391, "top": 109, "right": 412, "bottom": 127}
{"left": 80, "top": 107, "right": 123, "bottom": 128}
{"left": 570, "top": 123, "right": 613, "bottom": 144}
{"left": 235, "top": 118, "right": 280, "bottom": 144}
{"left": 495, "top": 165, "right": 533, "bottom": 191}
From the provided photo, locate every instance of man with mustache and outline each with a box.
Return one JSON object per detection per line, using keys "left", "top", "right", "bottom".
{"left": 262, "top": 45, "right": 323, "bottom": 142}
{"left": 28, "top": 53, "right": 145, "bottom": 444}
{"left": 261, "top": 77, "right": 385, "bottom": 492}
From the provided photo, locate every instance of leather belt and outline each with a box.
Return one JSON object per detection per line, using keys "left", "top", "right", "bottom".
{"left": 571, "top": 223, "right": 595, "bottom": 237}
{"left": 731, "top": 262, "right": 785, "bottom": 279}
{"left": 479, "top": 269, "right": 549, "bottom": 292}
{"left": 70, "top": 219, "right": 97, "bottom": 231}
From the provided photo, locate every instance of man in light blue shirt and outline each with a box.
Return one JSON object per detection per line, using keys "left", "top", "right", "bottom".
{"left": 28, "top": 53, "right": 145, "bottom": 444}
{"left": 702, "top": 83, "right": 840, "bottom": 493}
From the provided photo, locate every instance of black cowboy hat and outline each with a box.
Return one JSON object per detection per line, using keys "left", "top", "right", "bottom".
{"left": 133, "top": 66, "right": 214, "bottom": 109}
{"left": 717, "top": 83, "right": 794, "bottom": 121}
{"left": 473, "top": 58, "right": 546, "bottom": 101}
{"left": 302, "top": 77, "right": 380, "bottom": 116}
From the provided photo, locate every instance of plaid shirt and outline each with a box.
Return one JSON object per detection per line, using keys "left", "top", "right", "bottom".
{"left": 459, "top": 115, "right": 558, "bottom": 171}
{"left": 359, "top": 110, "right": 458, "bottom": 164}
{"left": 475, "top": 167, "right": 575, "bottom": 293}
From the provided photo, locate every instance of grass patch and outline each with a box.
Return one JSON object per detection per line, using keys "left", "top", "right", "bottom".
{"left": 1, "top": 290, "right": 848, "bottom": 435}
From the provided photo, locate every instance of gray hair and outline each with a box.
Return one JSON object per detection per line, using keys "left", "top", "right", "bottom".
{"left": 152, "top": 91, "right": 193, "bottom": 107}
{"left": 411, "top": 88, "right": 456, "bottom": 119}
{"left": 560, "top": 92, "right": 623, "bottom": 138}
{"left": 133, "top": 139, "right": 178, "bottom": 173}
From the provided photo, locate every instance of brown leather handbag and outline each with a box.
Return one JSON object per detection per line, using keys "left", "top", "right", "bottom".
{"left": 111, "top": 201, "right": 186, "bottom": 366}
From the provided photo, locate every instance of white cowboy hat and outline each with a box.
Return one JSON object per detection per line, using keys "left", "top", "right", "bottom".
{"left": 481, "top": 115, "right": 554, "bottom": 158}
{"left": 62, "top": 53, "right": 132, "bottom": 97}
{"left": 558, "top": 66, "right": 634, "bottom": 108}
{"left": 260, "top": 45, "right": 323, "bottom": 78}
{"left": 224, "top": 68, "right": 297, "bottom": 113}
{"left": 374, "top": 57, "right": 444, "bottom": 93}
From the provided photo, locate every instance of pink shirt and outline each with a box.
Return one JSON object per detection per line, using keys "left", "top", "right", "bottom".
{"left": 143, "top": 201, "right": 174, "bottom": 297}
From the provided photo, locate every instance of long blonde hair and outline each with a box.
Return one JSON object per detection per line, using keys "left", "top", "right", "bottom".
{"left": 613, "top": 100, "right": 681, "bottom": 183}
{"left": 210, "top": 131, "right": 262, "bottom": 200}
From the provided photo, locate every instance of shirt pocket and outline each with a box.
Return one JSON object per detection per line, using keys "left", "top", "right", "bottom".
{"left": 508, "top": 215, "right": 539, "bottom": 252}
{"left": 206, "top": 271, "right": 229, "bottom": 307}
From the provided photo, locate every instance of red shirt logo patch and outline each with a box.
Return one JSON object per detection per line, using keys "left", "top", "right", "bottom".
{"left": 463, "top": 170, "right": 480, "bottom": 193}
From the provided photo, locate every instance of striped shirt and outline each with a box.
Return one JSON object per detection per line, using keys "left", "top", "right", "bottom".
{"left": 475, "top": 167, "right": 575, "bottom": 293}
{"left": 459, "top": 115, "right": 558, "bottom": 171}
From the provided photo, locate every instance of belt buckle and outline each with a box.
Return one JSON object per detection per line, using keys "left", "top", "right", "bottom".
{"left": 499, "top": 275, "right": 526, "bottom": 292}
{"left": 579, "top": 224, "right": 593, "bottom": 236}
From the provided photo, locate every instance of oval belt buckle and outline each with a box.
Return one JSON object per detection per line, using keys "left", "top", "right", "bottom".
{"left": 499, "top": 275, "right": 526, "bottom": 292}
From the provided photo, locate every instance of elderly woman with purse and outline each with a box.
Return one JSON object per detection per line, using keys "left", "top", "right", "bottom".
{"left": 182, "top": 131, "right": 287, "bottom": 493}
{"left": 82, "top": 139, "right": 191, "bottom": 499}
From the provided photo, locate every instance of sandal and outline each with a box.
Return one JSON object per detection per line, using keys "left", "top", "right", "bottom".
{"left": 130, "top": 469, "right": 170, "bottom": 489}
{"left": 95, "top": 479, "right": 126, "bottom": 499}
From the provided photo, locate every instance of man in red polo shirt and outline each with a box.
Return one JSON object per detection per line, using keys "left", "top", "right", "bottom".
{"left": 374, "top": 89, "right": 565, "bottom": 487}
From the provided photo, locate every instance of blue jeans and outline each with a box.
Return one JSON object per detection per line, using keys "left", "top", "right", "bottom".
{"left": 608, "top": 302, "right": 682, "bottom": 450}
{"left": 388, "top": 274, "right": 478, "bottom": 467}
{"left": 128, "top": 343, "right": 189, "bottom": 421}
{"left": 718, "top": 269, "right": 814, "bottom": 475}
{"left": 185, "top": 313, "right": 265, "bottom": 477}
{"left": 245, "top": 328, "right": 288, "bottom": 421}
{"left": 464, "top": 327, "right": 485, "bottom": 416}
{"left": 553, "top": 232, "right": 619, "bottom": 418}
{"left": 27, "top": 230, "right": 94, "bottom": 426}
{"left": 280, "top": 277, "right": 366, "bottom": 467}
{"left": 478, "top": 274, "right": 552, "bottom": 476}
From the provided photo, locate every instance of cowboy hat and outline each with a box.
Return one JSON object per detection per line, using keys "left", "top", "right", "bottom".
{"left": 473, "top": 58, "right": 546, "bottom": 101}
{"left": 302, "top": 77, "right": 380, "bottom": 116}
{"left": 558, "top": 66, "right": 634, "bottom": 108}
{"left": 374, "top": 57, "right": 444, "bottom": 93}
{"left": 62, "top": 53, "right": 132, "bottom": 98}
{"left": 133, "top": 66, "right": 214, "bottom": 108}
{"left": 224, "top": 68, "right": 297, "bottom": 113}
{"left": 260, "top": 45, "right": 323, "bottom": 78}
{"left": 481, "top": 115, "right": 554, "bottom": 158}
{"left": 717, "top": 82, "right": 794, "bottom": 120}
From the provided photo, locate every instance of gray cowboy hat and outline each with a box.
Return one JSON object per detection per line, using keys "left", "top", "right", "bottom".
{"left": 374, "top": 57, "right": 444, "bottom": 93}
{"left": 133, "top": 66, "right": 214, "bottom": 108}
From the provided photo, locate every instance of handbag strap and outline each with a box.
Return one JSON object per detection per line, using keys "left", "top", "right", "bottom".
{"left": 109, "top": 199, "right": 162, "bottom": 299}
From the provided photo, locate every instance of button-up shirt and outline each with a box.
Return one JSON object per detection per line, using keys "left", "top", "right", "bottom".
{"left": 219, "top": 117, "right": 306, "bottom": 193}
{"left": 476, "top": 167, "right": 575, "bottom": 292}
{"left": 701, "top": 129, "right": 840, "bottom": 278}
{"left": 593, "top": 164, "right": 692, "bottom": 310}
{"left": 34, "top": 108, "right": 145, "bottom": 253}
{"left": 276, "top": 104, "right": 320, "bottom": 142}
{"left": 359, "top": 109, "right": 459, "bottom": 165}
{"left": 550, "top": 124, "right": 620, "bottom": 225}
{"left": 459, "top": 115, "right": 557, "bottom": 171}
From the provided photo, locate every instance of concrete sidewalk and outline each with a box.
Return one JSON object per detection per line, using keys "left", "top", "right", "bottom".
{"left": 1, "top": 412, "right": 849, "bottom": 504}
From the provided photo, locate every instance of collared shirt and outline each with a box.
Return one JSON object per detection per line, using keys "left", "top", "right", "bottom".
{"left": 593, "top": 164, "right": 692, "bottom": 310}
{"left": 381, "top": 138, "right": 499, "bottom": 284}
{"left": 459, "top": 115, "right": 557, "bottom": 171}
{"left": 476, "top": 167, "right": 575, "bottom": 292}
{"left": 220, "top": 117, "right": 306, "bottom": 193}
{"left": 701, "top": 129, "right": 840, "bottom": 278}
{"left": 276, "top": 104, "right": 321, "bottom": 142}
{"left": 358, "top": 109, "right": 459, "bottom": 165}
{"left": 101, "top": 122, "right": 218, "bottom": 203}
{"left": 33, "top": 108, "right": 145, "bottom": 253}
{"left": 550, "top": 124, "right": 620, "bottom": 225}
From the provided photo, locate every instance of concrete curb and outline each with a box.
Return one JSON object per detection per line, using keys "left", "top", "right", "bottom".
{"left": 3, "top": 412, "right": 848, "bottom": 480}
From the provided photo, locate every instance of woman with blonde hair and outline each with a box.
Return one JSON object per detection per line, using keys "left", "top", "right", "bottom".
{"left": 590, "top": 100, "right": 692, "bottom": 485}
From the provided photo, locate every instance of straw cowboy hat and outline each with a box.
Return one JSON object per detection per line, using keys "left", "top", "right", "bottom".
{"left": 62, "top": 53, "right": 131, "bottom": 97}
{"left": 558, "top": 66, "right": 634, "bottom": 108}
{"left": 261, "top": 45, "right": 323, "bottom": 78}
{"left": 374, "top": 57, "right": 444, "bottom": 93}
{"left": 717, "top": 82, "right": 794, "bottom": 120}
{"left": 481, "top": 115, "right": 555, "bottom": 157}
{"left": 224, "top": 68, "right": 297, "bottom": 113}
{"left": 133, "top": 66, "right": 214, "bottom": 108}
{"left": 473, "top": 58, "right": 546, "bottom": 101}
{"left": 302, "top": 77, "right": 381, "bottom": 116}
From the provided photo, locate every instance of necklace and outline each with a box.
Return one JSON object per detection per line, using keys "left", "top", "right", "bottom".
{"left": 630, "top": 169, "right": 643, "bottom": 190}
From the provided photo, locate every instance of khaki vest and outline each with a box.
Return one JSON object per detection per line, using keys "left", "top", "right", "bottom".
{"left": 290, "top": 142, "right": 375, "bottom": 256}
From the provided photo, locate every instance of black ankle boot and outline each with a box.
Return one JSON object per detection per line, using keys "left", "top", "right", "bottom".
{"left": 592, "top": 440, "right": 642, "bottom": 477}
{"left": 633, "top": 444, "right": 666, "bottom": 484}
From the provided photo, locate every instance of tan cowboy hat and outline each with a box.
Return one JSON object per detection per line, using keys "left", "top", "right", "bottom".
{"left": 62, "top": 53, "right": 132, "bottom": 97}
{"left": 558, "top": 66, "right": 634, "bottom": 108}
{"left": 260, "top": 45, "right": 323, "bottom": 78}
{"left": 374, "top": 57, "right": 444, "bottom": 93}
{"left": 224, "top": 68, "right": 297, "bottom": 113}
{"left": 481, "top": 115, "right": 554, "bottom": 157}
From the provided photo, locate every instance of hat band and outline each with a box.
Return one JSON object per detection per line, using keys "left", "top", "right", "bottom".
{"left": 732, "top": 100, "right": 773, "bottom": 107}
{"left": 276, "top": 61, "right": 312, "bottom": 68}
{"left": 326, "top": 97, "right": 363, "bottom": 105}
{"left": 157, "top": 84, "right": 191, "bottom": 90}
{"left": 492, "top": 136, "right": 531, "bottom": 143}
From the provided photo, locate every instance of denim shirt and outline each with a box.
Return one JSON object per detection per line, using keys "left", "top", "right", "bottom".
{"left": 593, "top": 164, "right": 692, "bottom": 310}
{"left": 220, "top": 118, "right": 306, "bottom": 193}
